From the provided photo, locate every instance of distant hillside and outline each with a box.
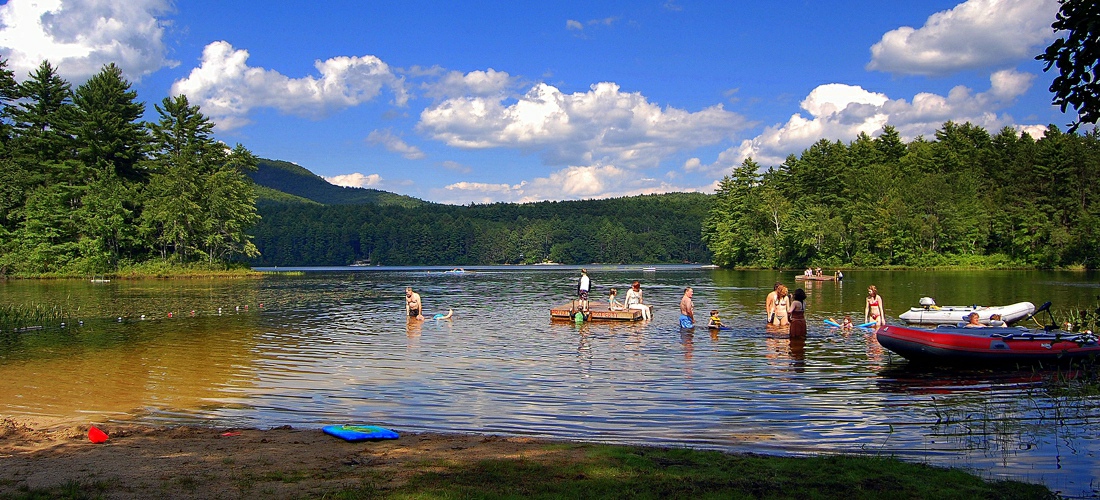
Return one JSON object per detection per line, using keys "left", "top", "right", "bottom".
{"left": 250, "top": 158, "right": 426, "bottom": 207}
{"left": 254, "top": 185, "right": 319, "bottom": 207}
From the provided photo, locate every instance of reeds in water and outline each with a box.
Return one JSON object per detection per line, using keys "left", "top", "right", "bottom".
{"left": 0, "top": 303, "right": 75, "bottom": 332}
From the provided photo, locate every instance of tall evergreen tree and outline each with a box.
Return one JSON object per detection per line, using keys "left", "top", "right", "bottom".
{"left": 71, "top": 64, "right": 150, "bottom": 269}
{"left": 72, "top": 63, "right": 148, "bottom": 181}
{"left": 142, "top": 95, "right": 222, "bottom": 261}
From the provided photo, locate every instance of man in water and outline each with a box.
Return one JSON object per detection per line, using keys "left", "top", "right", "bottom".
{"left": 679, "top": 287, "right": 695, "bottom": 328}
{"left": 765, "top": 282, "right": 781, "bottom": 324}
{"left": 577, "top": 269, "right": 591, "bottom": 312}
{"left": 405, "top": 287, "right": 424, "bottom": 320}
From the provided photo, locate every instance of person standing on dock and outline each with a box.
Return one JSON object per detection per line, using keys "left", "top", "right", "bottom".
{"left": 679, "top": 287, "right": 695, "bottom": 329}
{"left": 405, "top": 287, "right": 424, "bottom": 320}
{"left": 577, "top": 269, "right": 591, "bottom": 312}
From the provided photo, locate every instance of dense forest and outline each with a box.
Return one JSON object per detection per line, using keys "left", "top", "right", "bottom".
{"left": 3, "top": 56, "right": 1098, "bottom": 274}
{"left": 249, "top": 193, "right": 711, "bottom": 266}
{"left": 0, "top": 59, "right": 260, "bottom": 275}
{"left": 703, "top": 123, "right": 1100, "bottom": 269}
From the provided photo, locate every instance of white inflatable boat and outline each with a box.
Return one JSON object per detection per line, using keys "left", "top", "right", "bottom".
{"left": 898, "top": 298, "right": 1036, "bottom": 326}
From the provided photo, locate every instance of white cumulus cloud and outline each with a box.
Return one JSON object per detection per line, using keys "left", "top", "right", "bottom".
{"left": 436, "top": 163, "right": 709, "bottom": 205}
{"left": 325, "top": 173, "right": 383, "bottom": 188}
{"left": 171, "top": 41, "right": 410, "bottom": 130}
{"left": 418, "top": 79, "right": 749, "bottom": 169}
{"left": 709, "top": 69, "right": 1041, "bottom": 171}
{"left": 867, "top": 0, "right": 1058, "bottom": 76}
{"left": 423, "top": 68, "right": 515, "bottom": 100}
{"left": 366, "top": 129, "right": 425, "bottom": 160}
{"left": 0, "top": 0, "right": 175, "bottom": 82}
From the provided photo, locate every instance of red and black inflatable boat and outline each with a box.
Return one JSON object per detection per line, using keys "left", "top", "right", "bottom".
{"left": 876, "top": 324, "right": 1100, "bottom": 365}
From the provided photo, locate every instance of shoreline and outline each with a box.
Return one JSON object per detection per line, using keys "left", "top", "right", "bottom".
{"left": 0, "top": 419, "right": 1052, "bottom": 499}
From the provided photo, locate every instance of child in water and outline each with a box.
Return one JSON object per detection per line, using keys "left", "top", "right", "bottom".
{"left": 433, "top": 309, "right": 454, "bottom": 320}
{"left": 707, "top": 310, "right": 724, "bottom": 329}
{"left": 841, "top": 315, "right": 854, "bottom": 332}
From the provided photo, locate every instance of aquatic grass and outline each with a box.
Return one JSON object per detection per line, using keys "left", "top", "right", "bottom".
{"left": 0, "top": 302, "right": 77, "bottom": 332}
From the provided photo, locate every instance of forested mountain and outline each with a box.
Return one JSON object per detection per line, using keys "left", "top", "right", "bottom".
{"left": 703, "top": 123, "right": 1100, "bottom": 269}
{"left": 0, "top": 60, "right": 259, "bottom": 275}
{"left": 249, "top": 192, "right": 712, "bottom": 266}
{"left": 250, "top": 158, "right": 424, "bottom": 207}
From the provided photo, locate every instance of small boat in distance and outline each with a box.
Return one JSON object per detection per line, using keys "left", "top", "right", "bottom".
{"left": 641, "top": 267, "right": 657, "bottom": 272}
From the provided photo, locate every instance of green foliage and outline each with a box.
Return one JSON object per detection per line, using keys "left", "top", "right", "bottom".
{"left": 250, "top": 192, "right": 712, "bottom": 266}
{"left": 703, "top": 123, "right": 1100, "bottom": 269}
{"left": 1037, "top": 0, "right": 1100, "bottom": 132}
{"left": 0, "top": 59, "right": 263, "bottom": 276}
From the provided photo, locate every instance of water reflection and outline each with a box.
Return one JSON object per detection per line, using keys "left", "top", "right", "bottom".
{"left": 2, "top": 268, "right": 1099, "bottom": 496}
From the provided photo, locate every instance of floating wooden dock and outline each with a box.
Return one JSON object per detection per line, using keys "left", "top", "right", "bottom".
{"left": 795, "top": 275, "right": 838, "bottom": 281}
{"left": 550, "top": 302, "right": 645, "bottom": 321}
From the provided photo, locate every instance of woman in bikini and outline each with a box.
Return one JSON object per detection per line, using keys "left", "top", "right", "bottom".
{"left": 865, "top": 285, "right": 885, "bottom": 326}
{"left": 771, "top": 285, "right": 790, "bottom": 326}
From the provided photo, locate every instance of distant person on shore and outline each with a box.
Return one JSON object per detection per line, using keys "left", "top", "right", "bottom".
{"left": 608, "top": 289, "right": 625, "bottom": 311}
{"left": 679, "top": 287, "right": 695, "bottom": 329}
{"left": 405, "top": 287, "right": 424, "bottom": 320}
{"left": 577, "top": 269, "right": 591, "bottom": 312}
{"left": 625, "top": 281, "right": 652, "bottom": 320}
{"left": 788, "top": 288, "right": 807, "bottom": 337}
{"left": 865, "top": 285, "right": 885, "bottom": 326}
{"left": 772, "top": 285, "right": 790, "bottom": 326}
{"left": 765, "top": 282, "right": 782, "bottom": 324}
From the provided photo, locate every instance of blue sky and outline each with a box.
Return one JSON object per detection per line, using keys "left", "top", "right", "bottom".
{"left": 0, "top": 0, "right": 1080, "bottom": 204}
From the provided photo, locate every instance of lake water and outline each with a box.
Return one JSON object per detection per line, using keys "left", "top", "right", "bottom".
{"left": 2, "top": 267, "right": 1099, "bottom": 497}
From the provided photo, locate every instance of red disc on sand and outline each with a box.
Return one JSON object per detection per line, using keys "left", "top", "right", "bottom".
{"left": 88, "top": 426, "right": 108, "bottom": 443}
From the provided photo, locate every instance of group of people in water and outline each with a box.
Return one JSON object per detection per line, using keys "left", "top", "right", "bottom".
{"left": 762, "top": 281, "right": 887, "bottom": 337}
{"left": 406, "top": 269, "right": 893, "bottom": 335}
{"left": 764, "top": 283, "right": 808, "bottom": 337}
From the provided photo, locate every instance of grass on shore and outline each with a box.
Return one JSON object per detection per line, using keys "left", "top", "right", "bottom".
{"left": 2, "top": 261, "right": 261, "bottom": 280}
{"left": 377, "top": 447, "right": 1053, "bottom": 499}
{"left": 7, "top": 444, "right": 1053, "bottom": 500}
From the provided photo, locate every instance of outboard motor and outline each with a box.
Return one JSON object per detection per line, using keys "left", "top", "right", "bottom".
{"left": 919, "top": 297, "right": 937, "bottom": 309}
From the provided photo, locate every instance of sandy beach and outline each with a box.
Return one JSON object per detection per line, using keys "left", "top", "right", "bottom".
{"left": 0, "top": 418, "right": 591, "bottom": 499}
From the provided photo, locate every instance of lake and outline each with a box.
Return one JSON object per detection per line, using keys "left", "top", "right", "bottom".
{"left": 2, "top": 266, "right": 1099, "bottom": 496}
